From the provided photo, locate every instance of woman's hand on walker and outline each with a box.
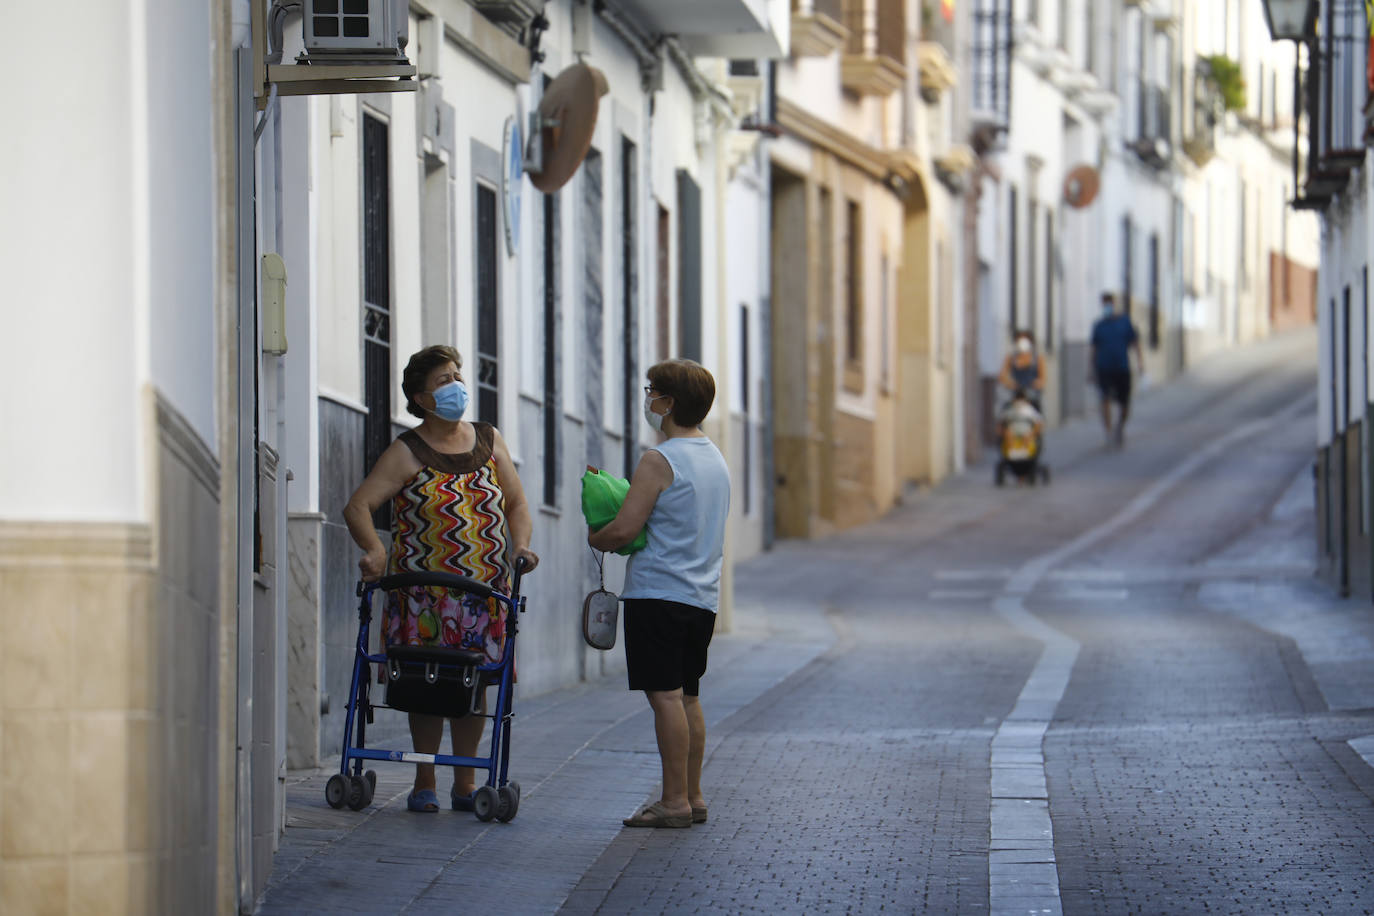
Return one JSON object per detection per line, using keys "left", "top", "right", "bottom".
{"left": 358, "top": 547, "right": 387, "bottom": 582}
{"left": 513, "top": 545, "right": 540, "bottom": 573}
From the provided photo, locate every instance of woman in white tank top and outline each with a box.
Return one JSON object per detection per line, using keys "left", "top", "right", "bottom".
{"left": 588, "top": 358, "right": 731, "bottom": 829}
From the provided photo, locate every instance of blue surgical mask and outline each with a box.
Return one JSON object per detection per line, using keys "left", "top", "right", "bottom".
{"left": 428, "top": 381, "right": 469, "bottom": 421}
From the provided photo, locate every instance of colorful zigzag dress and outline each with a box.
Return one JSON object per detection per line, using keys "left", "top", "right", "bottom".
{"left": 383, "top": 424, "right": 510, "bottom": 666}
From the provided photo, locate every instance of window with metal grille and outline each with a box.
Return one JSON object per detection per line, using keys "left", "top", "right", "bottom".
{"left": 677, "top": 170, "right": 702, "bottom": 363}
{"left": 542, "top": 188, "right": 559, "bottom": 508}
{"left": 622, "top": 137, "right": 638, "bottom": 477}
{"left": 739, "top": 303, "right": 752, "bottom": 515}
{"left": 844, "top": 199, "right": 862, "bottom": 365}
{"left": 1121, "top": 215, "right": 1133, "bottom": 315}
{"left": 971, "top": 0, "right": 1013, "bottom": 130}
{"left": 1028, "top": 198, "right": 1038, "bottom": 336}
{"left": 362, "top": 112, "right": 392, "bottom": 527}
{"left": 1008, "top": 186, "right": 1018, "bottom": 337}
{"left": 475, "top": 184, "right": 500, "bottom": 427}
{"left": 656, "top": 204, "right": 671, "bottom": 361}
{"left": 1148, "top": 233, "right": 1160, "bottom": 349}
{"left": 1045, "top": 211, "right": 1054, "bottom": 352}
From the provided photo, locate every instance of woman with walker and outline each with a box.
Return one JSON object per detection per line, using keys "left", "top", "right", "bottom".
{"left": 344, "top": 345, "right": 539, "bottom": 813}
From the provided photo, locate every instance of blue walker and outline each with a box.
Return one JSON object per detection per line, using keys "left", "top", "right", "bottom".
{"left": 325, "top": 561, "right": 528, "bottom": 821}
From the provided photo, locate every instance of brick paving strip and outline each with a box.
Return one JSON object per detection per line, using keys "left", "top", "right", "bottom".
{"left": 987, "top": 392, "right": 1314, "bottom": 916}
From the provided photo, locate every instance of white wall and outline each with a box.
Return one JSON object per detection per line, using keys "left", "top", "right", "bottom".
{"left": 0, "top": 0, "right": 217, "bottom": 522}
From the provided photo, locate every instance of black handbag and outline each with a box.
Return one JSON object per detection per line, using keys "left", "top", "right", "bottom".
{"left": 384, "top": 644, "right": 487, "bottom": 717}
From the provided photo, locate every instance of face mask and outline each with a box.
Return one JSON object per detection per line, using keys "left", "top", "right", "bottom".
{"left": 1102, "top": 304, "right": 1115, "bottom": 318}
{"left": 643, "top": 394, "right": 667, "bottom": 431}
{"left": 427, "top": 381, "right": 469, "bottom": 421}
{"left": 1016, "top": 338, "right": 1032, "bottom": 354}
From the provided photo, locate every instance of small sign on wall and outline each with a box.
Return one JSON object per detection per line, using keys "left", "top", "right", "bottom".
{"left": 502, "top": 115, "right": 523, "bottom": 257}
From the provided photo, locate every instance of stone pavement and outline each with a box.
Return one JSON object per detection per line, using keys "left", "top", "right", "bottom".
{"left": 258, "top": 330, "right": 1374, "bottom": 914}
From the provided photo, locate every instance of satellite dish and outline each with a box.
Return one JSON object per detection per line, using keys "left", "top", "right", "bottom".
{"left": 527, "top": 62, "right": 609, "bottom": 194}
{"left": 1063, "top": 164, "right": 1100, "bottom": 209}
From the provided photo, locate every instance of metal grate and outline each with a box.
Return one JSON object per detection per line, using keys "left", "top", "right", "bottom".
{"left": 476, "top": 184, "right": 500, "bottom": 427}
{"left": 311, "top": 0, "right": 372, "bottom": 38}
{"left": 362, "top": 113, "right": 392, "bottom": 528}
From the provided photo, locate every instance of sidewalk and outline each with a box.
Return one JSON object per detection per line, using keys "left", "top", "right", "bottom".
{"left": 256, "top": 551, "right": 839, "bottom": 914}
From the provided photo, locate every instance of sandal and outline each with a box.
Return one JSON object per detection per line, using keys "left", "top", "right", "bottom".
{"left": 407, "top": 789, "right": 440, "bottom": 812}
{"left": 622, "top": 802, "right": 692, "bottom": 829}
{"left": 451, "top": 786, "right": 474, "bottom": 812}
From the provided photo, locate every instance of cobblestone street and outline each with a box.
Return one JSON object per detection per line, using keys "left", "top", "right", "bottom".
{"left": 257, "top": 331, "right": 1374, "bottom": 914}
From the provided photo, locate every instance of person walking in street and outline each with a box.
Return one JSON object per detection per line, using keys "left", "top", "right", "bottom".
{"left": 588, "top": 358, "right": 731, "bottom": 829}
{"left": 1091, "top": 293, "right": 1145, "bottom": 447}
{"left": 998, "top": 329, "right": 1047, "bottom": 408}
{"left": 343, "top": 345, "right": 539, "bottom": 813}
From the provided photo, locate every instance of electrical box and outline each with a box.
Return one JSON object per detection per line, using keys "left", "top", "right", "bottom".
{"left": 302, "top": 0, "right": 409, "bottom": 64}
{"left": 262, "top": 253, "right": 288, "bottom": 356}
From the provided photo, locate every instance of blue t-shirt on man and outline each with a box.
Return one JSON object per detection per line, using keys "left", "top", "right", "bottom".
{"left": 1091, "top": 314, "right": 1138, "bottom": 373}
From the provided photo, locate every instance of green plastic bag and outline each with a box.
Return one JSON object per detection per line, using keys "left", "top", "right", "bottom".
{"left": 581, "top": 466, "right": 647, "bottom": 556}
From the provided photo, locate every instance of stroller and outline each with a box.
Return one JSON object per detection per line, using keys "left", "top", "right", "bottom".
{"left": 325, "top": 560, "right": 528, "bottom": 821}
{"left": 994, "top": 392, "right": 1050, "bottom": 487}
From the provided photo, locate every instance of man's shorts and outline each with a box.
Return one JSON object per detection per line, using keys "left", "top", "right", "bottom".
{"left": 623, "top": 599, "right": 716, "bottom": 696}
{"left": 1097, "top": 368, "right": 1132, "bottom": 406}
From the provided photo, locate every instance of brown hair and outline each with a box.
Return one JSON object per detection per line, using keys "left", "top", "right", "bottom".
{"left": 646, "top": 359, "right": 715, "bottom": 428}
{"left": 402, "top": 345, "right": 463, "bottom": 419}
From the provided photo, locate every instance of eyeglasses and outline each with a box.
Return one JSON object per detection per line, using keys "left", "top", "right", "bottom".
{"left": 643, "top": 386, "right": 657, "bottom": 396}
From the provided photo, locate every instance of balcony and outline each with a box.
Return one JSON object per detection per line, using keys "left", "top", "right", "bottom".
{"left": 841, "top": 0, "right": 907, "bottom": 97}
{"left": 1129, "top": 79, "right": 1171, "bottom": 169}
{"left": 791, "top": 0, "right": 848, "bottom": 57}
{"left": 1294, "top": 1, "right": 1368, "bottom": 208}
{"left": 615, "top": 0, "right": 788, "bottom": 58}
{"left": 917, "top": 41, "right": 957, "bottom": 103}
{"left": 1182, "top": 59, "right": 1222, "bottom": 166}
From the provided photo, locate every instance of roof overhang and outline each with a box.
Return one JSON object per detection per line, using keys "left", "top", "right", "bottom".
{"left": 613, "top": 0, "right": 789, "bottom": 58}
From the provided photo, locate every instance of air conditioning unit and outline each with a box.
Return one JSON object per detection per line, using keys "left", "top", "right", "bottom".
{"left": 302, "top": 0, "right": 409, "bottom": 64}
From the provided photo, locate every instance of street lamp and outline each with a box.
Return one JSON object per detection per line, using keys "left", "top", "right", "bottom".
{"left": 1258, "top": 0, "right": 1314, "bottom": 42}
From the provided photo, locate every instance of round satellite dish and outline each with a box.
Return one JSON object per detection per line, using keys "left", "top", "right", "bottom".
{"left": 1063, "top": 164, "right": 1100, "bottom": 209}
{"left": 529, "top": 62, "right": 609, "bottom": 194}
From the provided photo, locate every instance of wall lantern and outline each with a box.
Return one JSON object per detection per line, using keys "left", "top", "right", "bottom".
{"left": 1258, "top": 0, "right": 1314, "bottom": 42}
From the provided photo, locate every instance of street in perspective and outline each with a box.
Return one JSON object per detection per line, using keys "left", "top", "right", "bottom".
{"left": 9, "top": 0, "right": 1374, "bottom": 914}
{"left": 258, "top": 333, "right": 1374, "bottom": 914}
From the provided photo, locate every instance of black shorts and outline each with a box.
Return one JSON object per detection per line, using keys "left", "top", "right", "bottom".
{"left": 1097, "top": 369, "right": 1132, "bottom": 406}
{"left": 623, "top": 599, "right": 716, "bottom": 696}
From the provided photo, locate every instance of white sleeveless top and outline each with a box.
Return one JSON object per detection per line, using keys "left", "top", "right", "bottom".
{"left": 621, "top": 436, "right": 732, "bottom": 612}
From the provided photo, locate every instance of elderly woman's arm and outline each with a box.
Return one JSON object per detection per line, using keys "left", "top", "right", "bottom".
{"left": 490, "top": 428, "right": 540, "bottom": 572}
{"left": 343, "top": 440, "right": 418, "bottom": 581}
{"left": 588, "top": 450, "right": 672, "bottom": 552}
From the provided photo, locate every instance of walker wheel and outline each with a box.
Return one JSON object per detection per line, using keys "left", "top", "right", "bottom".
{"left": 364, "top": 770, "right": 377, "bottom": 794}
{"left": 346, "top": 774, "right": 370, "bottom": 810}
{"left": 473, "top": 785, "right": 499, "bottom": 822}
{"left": 325, "top": 774, "right": 348, "bottom": 809}
{"left": 496, "top": 785, "right": 519, "bottom": 822}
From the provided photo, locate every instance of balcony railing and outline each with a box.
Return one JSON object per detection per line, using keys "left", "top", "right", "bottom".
{"left": 840, "top": 0, "right": 907, "bottom": 95}
{"left": 1130, "top": 79, "right": 1171, "bottom": 168}
{"left": 1183, "top": 59, "right": 1223, "bottom": 166}
{"left": 1295, "top": 0, "right": 1369, "bottom": 208}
